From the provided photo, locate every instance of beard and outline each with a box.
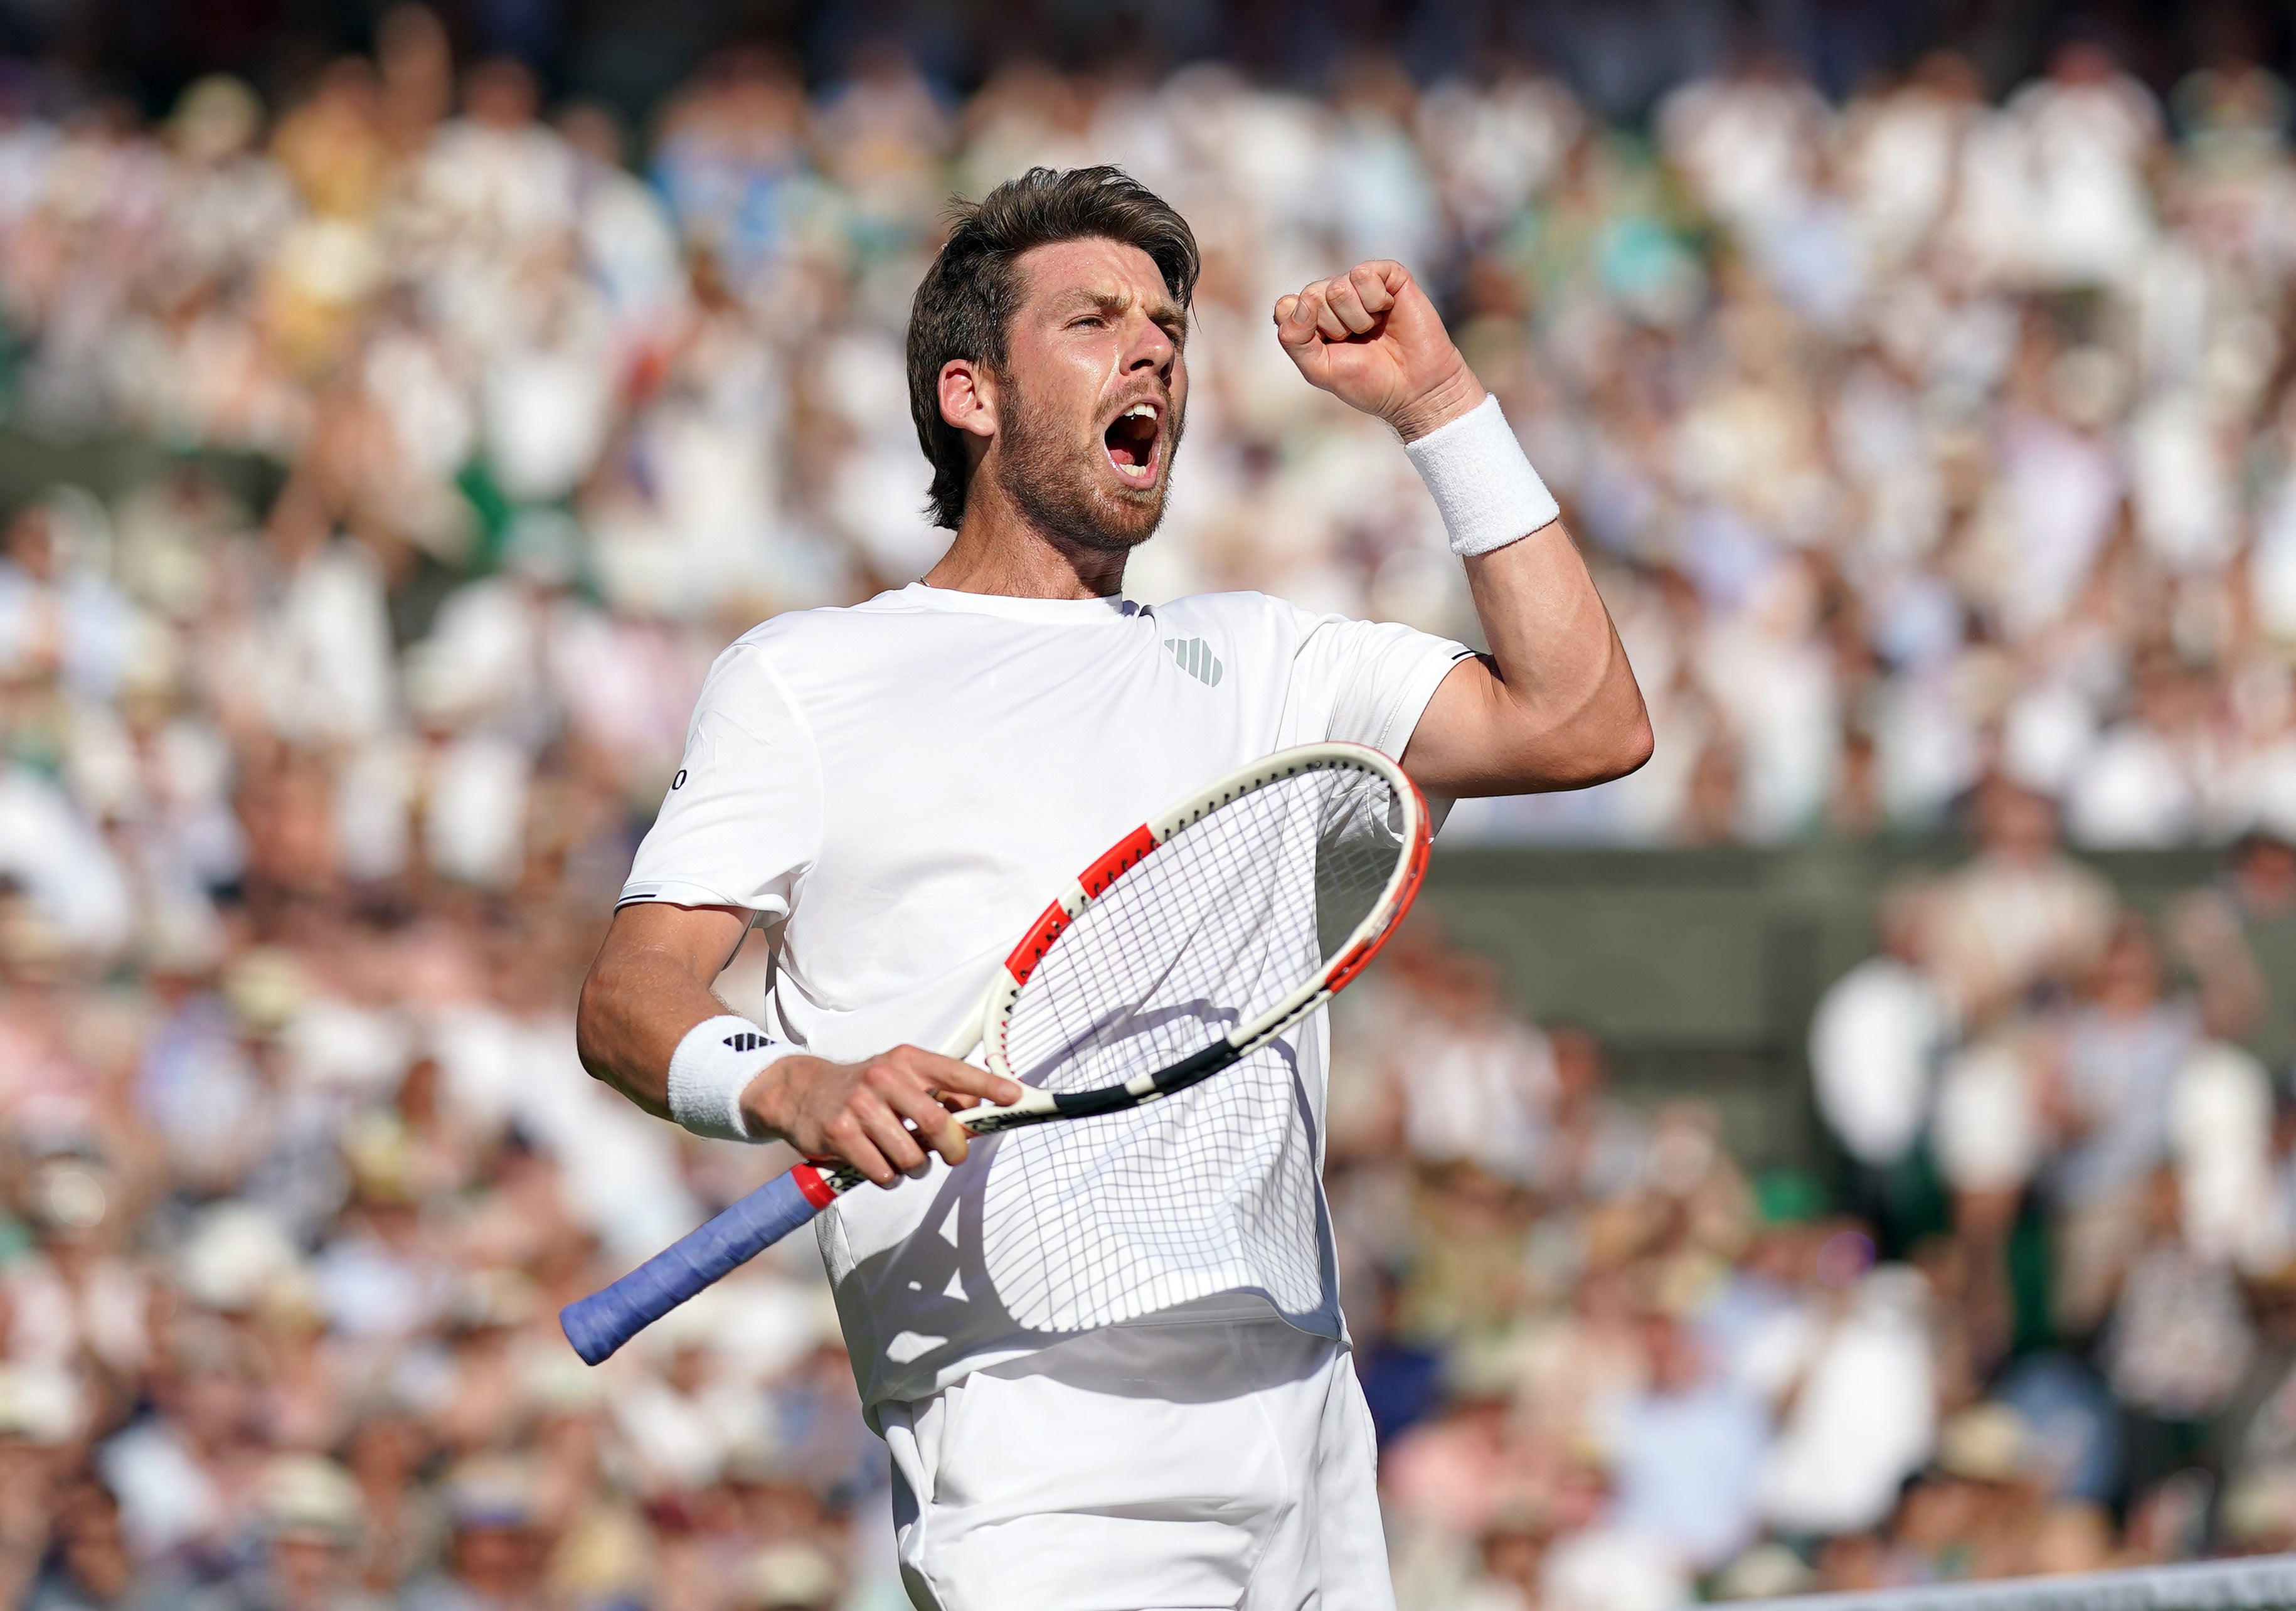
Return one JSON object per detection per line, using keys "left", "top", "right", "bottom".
{"left": 989, "top": 371, "right": 1183, "bottom": 555}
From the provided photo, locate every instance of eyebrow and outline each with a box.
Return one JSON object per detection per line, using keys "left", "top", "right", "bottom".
{"left": 1051, "top": 287, "right": 1189, "bottom": 341}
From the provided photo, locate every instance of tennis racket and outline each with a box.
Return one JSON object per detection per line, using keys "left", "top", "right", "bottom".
{"left": 560, "top": 740, "right": 1431, "bottom": 1366}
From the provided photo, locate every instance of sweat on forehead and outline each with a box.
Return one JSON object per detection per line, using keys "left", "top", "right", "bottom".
{"left": 1018, "top": 243, "right": 1188, "bottom": 326}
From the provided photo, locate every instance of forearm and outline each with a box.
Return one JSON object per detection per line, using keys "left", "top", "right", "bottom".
{"left": 575, "top": 902, "right": 1017, "bottom": 1179}
{"left": 1454, "top": 526, "right": 1650, "bottom": 792}
{"left": 575, "top": 944, "right": 734, "bottom": 1120}
{"left": 1269, "top": 259, "right": 1650, "bottom": 795}
{"left": 1396, "top": 422, "right": 1650, "bottom": 795}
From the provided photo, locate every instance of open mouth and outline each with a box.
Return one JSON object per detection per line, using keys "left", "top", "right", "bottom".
{"left": 1103, "top": 402, "right": 1161, "bottom": 483}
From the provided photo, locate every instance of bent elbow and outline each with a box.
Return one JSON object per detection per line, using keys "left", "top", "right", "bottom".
{"left": 1580, "top": 649, "right": 1654, "bottom": 785}
{"left": 573, "top": 967, "right": 616, "bottom": 1084}
{"left": 1609, "top": 713, "right": 1656, "bottom": 780}
{"left": 1538, "top": 710, "right": 1653, "bottom": 792}
{"left": 1464, "top": 713, "right": 1654, "bottom": 796}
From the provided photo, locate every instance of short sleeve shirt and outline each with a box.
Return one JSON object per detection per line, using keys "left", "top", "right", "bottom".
{"left": 623, "top": 583, "right": 1468, "bottom": 1410}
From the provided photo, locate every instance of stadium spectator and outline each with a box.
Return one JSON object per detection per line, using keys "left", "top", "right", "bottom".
{"left": 1809, "top": 878, "right": 1950, "bottom": 1235}
{"left": 2042, "top": 919, "right": 2190, "bottom": 1305}
{"left": 3, "top": 18, "right": 2296, "bottom": 1606}
{"left": 1603, "top": 1314, "right": 1767, "bottom": 1570}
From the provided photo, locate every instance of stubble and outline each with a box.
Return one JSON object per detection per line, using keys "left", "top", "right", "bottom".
{"left": 991, "top": 373, "right": 1184, "bottom": 555}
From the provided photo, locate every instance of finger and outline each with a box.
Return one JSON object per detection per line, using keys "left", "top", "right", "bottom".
{"left": 854, "top": 1095, "right": 930, "bottom": 1179}
{"left": 891, "top": 1046, "right": 1023, "bottom": 1108}
{"left": 1359, "top": 258, "right": 1411, "bottom": 295}
{"left": 1323, "top": 272, "right": 1378, "bottom": 335}
{"left": 1349, "top": 262, "right": 1398, "bottom": 316}
{"left": 883, "top": 1080, "right": 973, "bottom": 1167}
{"left": 1312, "top": 283, "right": 1353, "bottom": 342}
{"left": 821, "top": 1114, "right": 896, "bottom": 1188}
{"left": 1273, "top": 292, "right": 1300, "bottom": 327}
{"left": 1277, "top": 285, "right": 1324, "bottom": 350}
{"left": 871, "top": 1060, "right": 972, "bottom": 1148}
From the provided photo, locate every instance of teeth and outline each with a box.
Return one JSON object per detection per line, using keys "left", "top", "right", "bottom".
{"left": 1124, "top": 404, "right": 1156, "bottom": 421}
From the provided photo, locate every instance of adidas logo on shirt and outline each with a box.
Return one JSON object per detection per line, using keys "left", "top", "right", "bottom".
{"left": 723, "top": 1031, "right": 770, "bottom": 1051}
{"left": 1163, "top": 637, "right": 1224, "bottom": 687}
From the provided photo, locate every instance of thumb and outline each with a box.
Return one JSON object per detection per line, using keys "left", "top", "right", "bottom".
{"left": 1273, "top": 287, "right": 1322, "bottom": 353}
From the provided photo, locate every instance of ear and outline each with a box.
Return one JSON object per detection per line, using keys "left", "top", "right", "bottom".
{"left": 938, "top": 359, "right": 999, "bottom": 442}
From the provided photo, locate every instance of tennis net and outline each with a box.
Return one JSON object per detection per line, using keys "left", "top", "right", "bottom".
{"left": 1733, "top": 1556, "right": 2296, "bottom": 1611}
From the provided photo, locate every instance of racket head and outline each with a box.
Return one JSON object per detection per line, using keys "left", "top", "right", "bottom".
{"left": 977, "top": 742, "right": 1430, "bottom": 1102}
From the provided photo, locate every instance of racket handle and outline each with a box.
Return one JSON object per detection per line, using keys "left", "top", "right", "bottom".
{"left": 565, "top": 1002, "right": 983, "bottom": 1365}
{"left": 560, "top": 1166, "right": 836, "bottom": 1365}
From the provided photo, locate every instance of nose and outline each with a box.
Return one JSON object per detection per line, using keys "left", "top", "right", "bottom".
{"left": 1125, "top": 312, "right": 1176, "bottom": 378}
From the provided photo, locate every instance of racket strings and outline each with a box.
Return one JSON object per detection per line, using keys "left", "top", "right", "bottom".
{"left": 981, "top": 763, "right": 1406, "bottom": 1334}
{"left": 1003, "top": 764, "right": 1399, "bottom": 1091}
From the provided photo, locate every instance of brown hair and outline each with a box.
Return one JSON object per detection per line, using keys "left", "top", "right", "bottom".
{"left": 906, "top": 166, "right": 1199, "bottom": 530}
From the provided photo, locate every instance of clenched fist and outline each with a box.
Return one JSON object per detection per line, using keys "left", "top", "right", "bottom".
{"left": 742, "top": 1045, "right": 1024, "bottom": 1188}
{"left": 1273, "top": 260, "right": 1487, "bottom": 442}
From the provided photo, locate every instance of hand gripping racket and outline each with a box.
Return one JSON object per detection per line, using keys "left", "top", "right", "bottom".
{"left": 560, "top": 741, "right": 1431, "bottom": 1365}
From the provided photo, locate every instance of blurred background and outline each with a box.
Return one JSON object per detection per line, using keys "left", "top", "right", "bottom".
{"left": 13, "top": 1, "right": 2296, "bottom": 1608}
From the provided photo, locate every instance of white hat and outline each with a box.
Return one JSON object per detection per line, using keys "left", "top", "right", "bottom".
{"left": 260, "top": 1454, "right": 364, "bottom": 1541}
{"left": 743, "top": 1541, "right": 841, "bottom": 1609}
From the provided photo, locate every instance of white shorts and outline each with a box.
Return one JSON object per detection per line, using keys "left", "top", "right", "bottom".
{"left": 879, "top": 1315, "right": 1395, "bottom": 1611}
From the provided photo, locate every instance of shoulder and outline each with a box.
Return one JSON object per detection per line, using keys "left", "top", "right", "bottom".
{"left": 715, "top": 595, "right": 928, "bottom": 676}
{"left": 1144, "top": 589, "right": 1323, "bottom": 640}
{"left": 708, "top": 593, "right": 970, "bottom": 726}
{"left": 729, "top": 594, "right": 913, "bottom": 652}
{"left": 688, "top": 612, "right": 854, "bottom": 734}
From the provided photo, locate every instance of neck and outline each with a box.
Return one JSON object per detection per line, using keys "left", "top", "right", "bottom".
{"left": 923, "top": 472, "right": 1129, "bottom": 600}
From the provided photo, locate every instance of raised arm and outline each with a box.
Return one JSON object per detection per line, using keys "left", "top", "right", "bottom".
{"left": 1274, "top": 260, "right": 1652, "bottom": 798}
{"left": 577, "top": 901, "right": 1021, "bottom": 1186}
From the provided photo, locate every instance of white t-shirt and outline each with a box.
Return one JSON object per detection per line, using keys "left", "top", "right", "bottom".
{"left": 1807, "top": 956, "right": 1947, "bottom": 1168}
{"left": 622, "top": 583, "right": 1467, "bottom": 1410}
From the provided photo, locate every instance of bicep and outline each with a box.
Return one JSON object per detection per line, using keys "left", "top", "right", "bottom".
{"left": 1401, "top": 522, "right": 1652, "bottom": 795}
{"left": 1398, "top": 654, "right": 1515, "bottom": 796}
{"left": 593, "top": 900, "right": 753, "bottom": 988}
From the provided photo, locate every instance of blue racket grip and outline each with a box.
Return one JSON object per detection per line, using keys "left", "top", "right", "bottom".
{"left": 560, "top": 1167, "right": 832, "bottom": 1365}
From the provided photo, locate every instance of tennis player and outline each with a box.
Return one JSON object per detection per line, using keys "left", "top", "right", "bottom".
{"left": 577, "top": 166, "right": 1649, "bottom": 1610}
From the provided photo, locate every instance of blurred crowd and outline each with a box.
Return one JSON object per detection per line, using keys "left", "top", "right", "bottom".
{"left": 9, "top": 8, "right": 2296, "bottom": 1610}
{"left": 3, "top": 21, "right": 2296, "bottom": 851}
{"left": 1337, "top": 779, "right": 2296, "bottom": 1611}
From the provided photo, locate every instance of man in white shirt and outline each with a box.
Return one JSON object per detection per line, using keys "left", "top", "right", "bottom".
{"left": 577, "top": 166, "right": 1649, "bottom": 1610}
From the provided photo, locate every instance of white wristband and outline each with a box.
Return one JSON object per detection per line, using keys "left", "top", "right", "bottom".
{"left": 667, "top": 1014, "right": 799, "bottom": 1142}
{"left": 1403, "top": 394, "right": 1561, "bottom": 557}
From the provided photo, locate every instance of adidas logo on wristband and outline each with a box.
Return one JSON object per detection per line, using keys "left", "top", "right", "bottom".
{"left": 723, "top": 1031, "right": 770, "bottom": 1051}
